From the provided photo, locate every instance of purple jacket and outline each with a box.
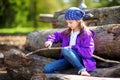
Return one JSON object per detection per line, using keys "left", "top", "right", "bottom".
{"left": 46, "top": 28, "right": 96, "bottom": 71}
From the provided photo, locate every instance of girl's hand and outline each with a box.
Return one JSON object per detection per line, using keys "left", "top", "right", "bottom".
{"left": 44, "top": 41, "right": 52, "bottom": 48}
{"left": 64, "top": 46, "right": 71, "bottom": 49}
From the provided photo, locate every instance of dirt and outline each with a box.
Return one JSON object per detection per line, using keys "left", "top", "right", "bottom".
{"left": 0, "top": 34, "right": 26, "bottom": 54}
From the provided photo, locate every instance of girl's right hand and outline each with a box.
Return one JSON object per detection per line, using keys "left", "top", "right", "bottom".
{"left": 44, "top": 41, "right": 52, "bottom": 48}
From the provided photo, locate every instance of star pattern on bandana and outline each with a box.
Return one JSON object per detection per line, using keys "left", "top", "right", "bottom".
{"left": 65, "top": 7, "right": 85, "bottom": 20}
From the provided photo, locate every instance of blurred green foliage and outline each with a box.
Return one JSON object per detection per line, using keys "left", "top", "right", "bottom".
{"left": 0, "top": 0, "right": 70, "bottom": 29}
{"left": 0, "top": 0, "right": 120, "bottom": 32}
{"left": 85, "top": 0, "right": 120, "bottom": 8}
{"left": 70, "top": 0, "right": 120, "bottom": 8}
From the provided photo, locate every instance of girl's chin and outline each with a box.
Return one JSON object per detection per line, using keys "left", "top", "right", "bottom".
{"left": 71, "top": 28, "right": 75, "bottom": 30}
{"left": 70, "top": 28, "right": 74, "bottom": 30}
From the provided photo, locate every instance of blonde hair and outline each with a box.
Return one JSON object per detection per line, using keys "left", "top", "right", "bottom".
{"left": 64, "top": 20, "right": 91, "bottom": 36}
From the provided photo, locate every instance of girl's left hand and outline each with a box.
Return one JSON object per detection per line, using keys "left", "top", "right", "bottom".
{"left": 64, "top": 46, "right": 71, "bottom": 49}
{"left": 44, "top": 41, "right": 52, "bottom": 48}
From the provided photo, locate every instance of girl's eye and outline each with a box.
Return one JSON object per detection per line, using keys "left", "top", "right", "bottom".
{"left": 68, "top": 22, "right": 72, "bottom": 24}
{"left": 66, "top": 21, "right": 73, "bottom": 24}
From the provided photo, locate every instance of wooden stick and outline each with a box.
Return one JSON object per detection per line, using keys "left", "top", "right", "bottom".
{"left": 25, "top": 47, "right": 61, "bottom": 57}
{"left": 92, "top": 55, "right": 120, "bottom": 64}
{"left": 25, "top": 47, "right": 120, "bottom": 64}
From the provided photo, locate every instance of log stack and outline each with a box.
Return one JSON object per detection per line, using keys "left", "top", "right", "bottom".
{"left": 40, "top": 6, "right": 120, "bottom": 28}
{"left": 3, "top": 6, "right": 120, "bottom": 80}
{"left": 3, "top": 24, "right": 120, "bottom": 80}
{"left": 25, "top": 24, "right": 120, "bottom": 60}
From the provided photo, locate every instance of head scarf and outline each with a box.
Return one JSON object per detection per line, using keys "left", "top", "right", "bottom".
{"left": 65, "top": 7, "right": 93, "bottom": 20}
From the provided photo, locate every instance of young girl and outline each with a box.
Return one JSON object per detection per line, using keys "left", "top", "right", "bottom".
{"left": 44, "top": 7, "right": 96, "bottom": 76}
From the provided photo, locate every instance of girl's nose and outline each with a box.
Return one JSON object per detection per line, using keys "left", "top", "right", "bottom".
{"left": 67, "top": 23, "right": 71, "bottom": 27}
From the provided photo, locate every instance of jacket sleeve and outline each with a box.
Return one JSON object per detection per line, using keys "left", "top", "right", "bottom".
{"left": 46, "top": 31, "right": 62, "bottom": 43}
{"left": 72, "top": 32, "right": 95, "bottom": 59}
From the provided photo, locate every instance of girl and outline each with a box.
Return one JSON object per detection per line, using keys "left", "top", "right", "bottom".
{"left": 44, "top": 7, "right": 96, "bottom": 76}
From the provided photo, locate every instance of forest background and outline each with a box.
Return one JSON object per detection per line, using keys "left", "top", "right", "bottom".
{"left": 0, "top": 0, "right": 120, "bottom": 34}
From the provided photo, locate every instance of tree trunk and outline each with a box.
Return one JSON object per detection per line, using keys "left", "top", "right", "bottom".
{"left": 24, "top": 24, "right": 120, "bottom": 60}
{"left": 4, "top": 49, "right": 120, "bottom": 80}
{"left": 31, "top": 74, "right": 120, "bottom": 80}
{"left": 40, "top": 6, "right": 120, "bottom": 28}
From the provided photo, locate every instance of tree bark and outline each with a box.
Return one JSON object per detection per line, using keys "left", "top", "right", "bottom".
{"left": 40, "top": 6, "right": 120, "bottom": 28}
{"left": 31, "top": 73, "right": 120, "bottom": 80}
{"left": 4, "top": 49, "right": 120, "bottom": 80}
{"left": 24, "top": 24, "right": 120, "bottom": 60}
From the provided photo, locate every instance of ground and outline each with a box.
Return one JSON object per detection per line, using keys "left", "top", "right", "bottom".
{"left": 0, "top": 34, "right": 26, "bottom": 80}
{"left": 0, "top": 34, "right": 26, "bottom": 54}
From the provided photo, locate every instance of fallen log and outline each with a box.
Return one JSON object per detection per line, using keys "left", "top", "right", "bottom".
{"left": 31, "top": 73, "right": 120, "bottom": 80}
{"left": 4, "top": 49, "right": 55, "bottom": 80}
{"left": 40, "top": 6, "right": 120, "bottom": 28}
{"left": 4, "top": 49, "right": 120, "bottom": 80}
{"left": 25, "top": 24, "right": 120, "bottom": 60}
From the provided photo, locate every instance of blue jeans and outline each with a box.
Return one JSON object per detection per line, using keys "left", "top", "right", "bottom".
{"left": 43, "top": 47, "right": 84, "bottom": 73}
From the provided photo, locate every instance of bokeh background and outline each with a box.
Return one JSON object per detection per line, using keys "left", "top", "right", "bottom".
{"left": 0, "top": 0, "right": 120, "bottom": 34}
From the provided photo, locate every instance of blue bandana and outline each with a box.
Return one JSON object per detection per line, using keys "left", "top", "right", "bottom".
{"left": 65, "top": 7, "right": 93, "bottom": 20}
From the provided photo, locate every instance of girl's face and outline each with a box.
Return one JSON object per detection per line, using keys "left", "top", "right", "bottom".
{"left": 66, "top": 20, "right": 81, "bottom": 31}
